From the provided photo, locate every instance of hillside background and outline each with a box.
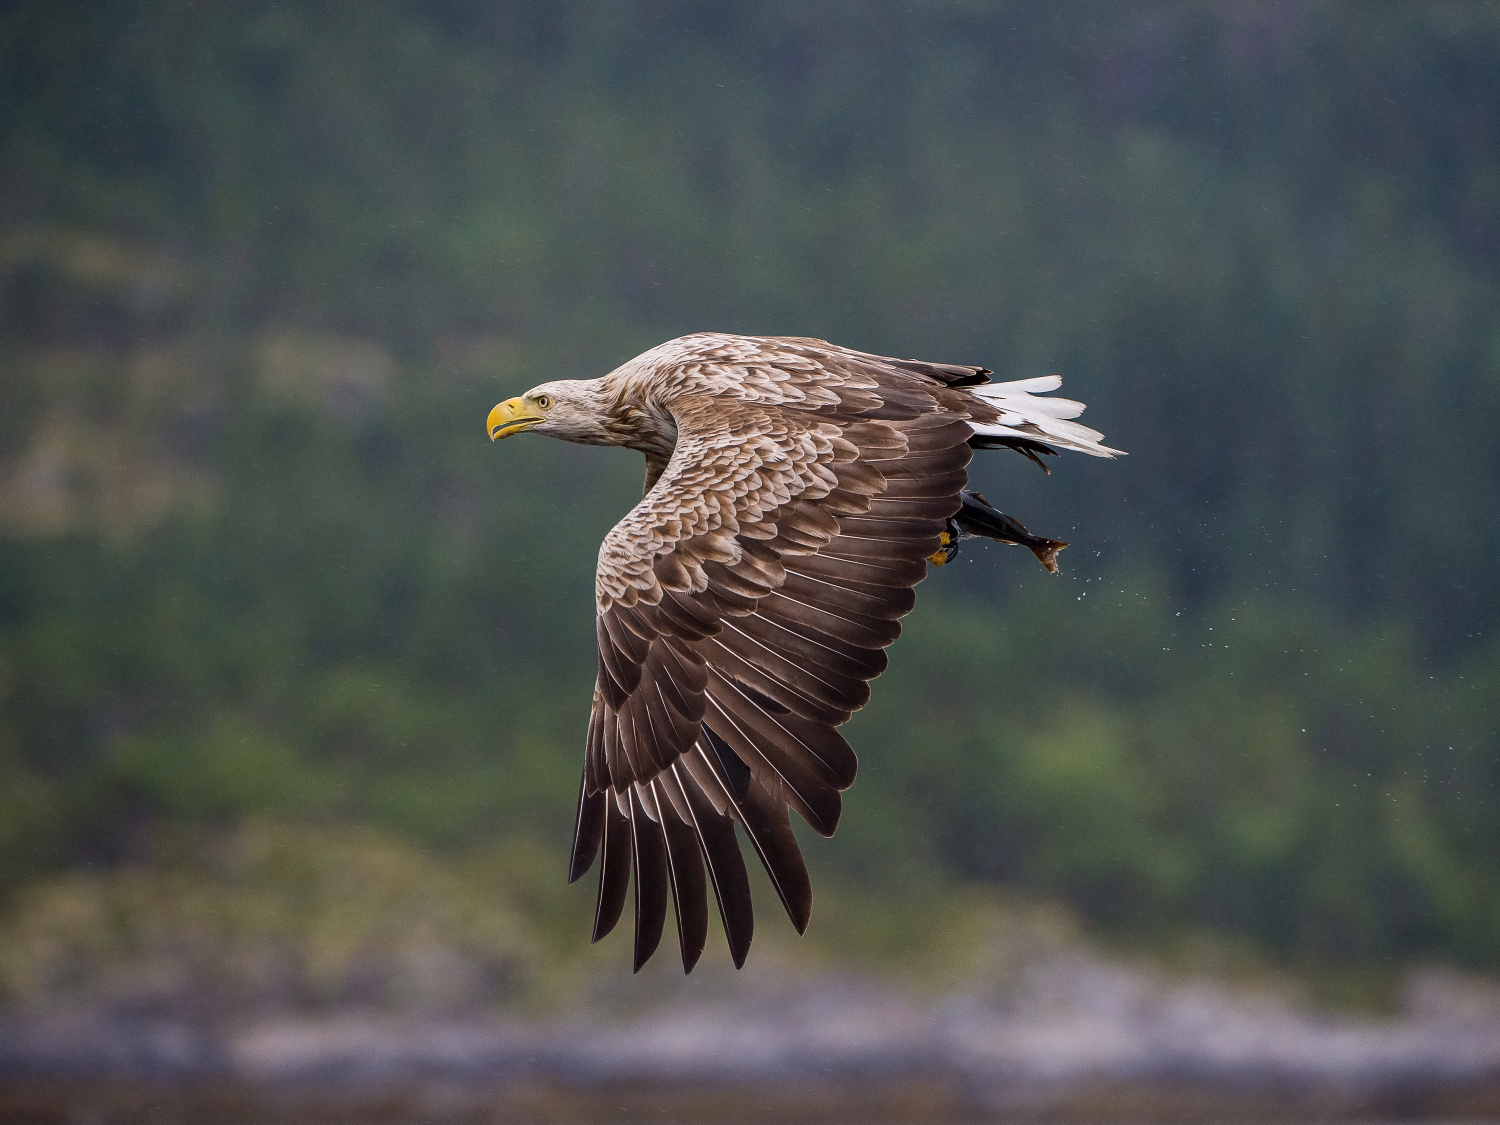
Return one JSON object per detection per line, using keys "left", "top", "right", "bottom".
{"left": 1, "top": 1, "right": 1499, "bottom": 1007}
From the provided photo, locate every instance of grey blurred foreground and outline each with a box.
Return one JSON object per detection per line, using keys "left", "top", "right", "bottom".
{"left": 5, "top": 954, "right": 1500, "bottom": 1122}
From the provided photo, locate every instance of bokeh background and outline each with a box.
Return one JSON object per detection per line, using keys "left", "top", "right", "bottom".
{"left": 2, "top": 0, "right": 1500, "bottom": 1054}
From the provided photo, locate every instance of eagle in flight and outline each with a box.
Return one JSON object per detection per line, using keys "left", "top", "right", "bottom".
{"left": 487, "top": 333, "right": 1120, "bottom": 972}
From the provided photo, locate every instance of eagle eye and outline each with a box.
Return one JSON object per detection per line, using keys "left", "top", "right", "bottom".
{"left": 535, "top": 394, "right": 552, "bottom": 409}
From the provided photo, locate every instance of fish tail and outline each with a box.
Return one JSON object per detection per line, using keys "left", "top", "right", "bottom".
{"left": 955, "top": 490, "right": 1068, "bottom": 573}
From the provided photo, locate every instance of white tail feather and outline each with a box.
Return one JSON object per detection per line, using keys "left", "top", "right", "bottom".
{"left": 968, "top": 376, "right": 1124, "bottom": 458}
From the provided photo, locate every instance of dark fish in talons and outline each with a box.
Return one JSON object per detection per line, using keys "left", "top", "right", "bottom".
{"left": 927, "top": 489, "right": 1069, "bottom": 573}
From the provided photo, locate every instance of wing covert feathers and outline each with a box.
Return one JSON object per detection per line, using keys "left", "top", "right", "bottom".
{"left": 569, "top": 333, "right": 1112, "bottom": 970}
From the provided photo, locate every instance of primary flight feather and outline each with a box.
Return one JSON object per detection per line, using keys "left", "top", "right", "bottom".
{"left": 487, "top": 333, "right": 1120, "bottom": 972}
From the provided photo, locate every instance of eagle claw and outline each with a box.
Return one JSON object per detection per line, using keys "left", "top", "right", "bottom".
{"left": 927, "top": 519, "right": 962, "bottom": 566}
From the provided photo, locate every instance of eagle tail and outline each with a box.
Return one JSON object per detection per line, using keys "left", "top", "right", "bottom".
{"left": 966, "top": 374, "right": 1125, "bottom": 461}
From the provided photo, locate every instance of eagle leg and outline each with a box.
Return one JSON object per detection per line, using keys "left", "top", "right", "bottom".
{"left": 926, "top": 517, "right": 962, "bottom": 567}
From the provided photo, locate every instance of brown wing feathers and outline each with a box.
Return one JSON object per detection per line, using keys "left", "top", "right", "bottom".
{"left": 573, "top": 351, "right": 977, "bottom": 971}
{"left": 627, "top": 790, "right": 671, "bottom": 971}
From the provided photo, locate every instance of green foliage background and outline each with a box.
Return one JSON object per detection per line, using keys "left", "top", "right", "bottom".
{"left": 1, "top": 1, "right": 1498, "bottom": 971}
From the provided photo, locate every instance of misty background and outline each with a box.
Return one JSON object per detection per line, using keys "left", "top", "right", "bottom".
{"left": 1, "top": 1, "right": 1498, "bottom": 1017}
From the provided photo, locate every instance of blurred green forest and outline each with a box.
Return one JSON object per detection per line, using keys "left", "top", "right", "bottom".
{"left": 1, "top": 1, "right": 1498, "bottom": 973}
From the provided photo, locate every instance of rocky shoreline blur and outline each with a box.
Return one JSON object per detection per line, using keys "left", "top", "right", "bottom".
{"left": 5, "top": 955, "right": 1500, "bottom": 1122}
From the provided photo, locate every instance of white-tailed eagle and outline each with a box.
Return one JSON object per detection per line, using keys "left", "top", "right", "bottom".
{"left": 487, "top": 333, "right": 1120, "bottom": 972}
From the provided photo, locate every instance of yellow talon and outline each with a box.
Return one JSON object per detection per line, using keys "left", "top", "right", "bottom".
{"left": 928, "top": 529, "right": 957, "bottom": 566}
{"left": 928, "top": 531, "right": 955, "bottom": 565}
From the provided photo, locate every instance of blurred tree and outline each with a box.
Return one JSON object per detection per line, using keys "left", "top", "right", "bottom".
{"left": 0, "top": 0, "right": 1497, "bottom": 968}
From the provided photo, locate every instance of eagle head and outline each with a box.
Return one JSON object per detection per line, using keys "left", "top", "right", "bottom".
{"left": 488, "top": 380, "right": 614, "bottom": 444}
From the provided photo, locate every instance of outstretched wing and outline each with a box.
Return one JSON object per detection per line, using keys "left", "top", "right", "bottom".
{"left": 571, "top": 340, "right": 979, "bottom": 972}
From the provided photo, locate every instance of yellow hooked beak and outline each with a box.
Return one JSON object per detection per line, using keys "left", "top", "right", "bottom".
{"left": 487, "top": 397, "right": 543, "bottom": 440}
